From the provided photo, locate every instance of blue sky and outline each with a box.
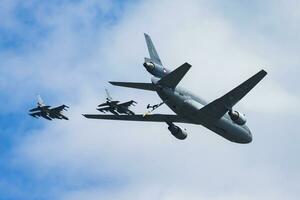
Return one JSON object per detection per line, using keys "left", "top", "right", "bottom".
{"left": 0, "top": 1, "right": 132, "bottom": 199}
{"left": 0, "top": 0, "right": 300, "bottom": 199}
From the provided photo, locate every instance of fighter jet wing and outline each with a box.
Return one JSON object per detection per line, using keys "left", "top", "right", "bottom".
{"left": 197, "top": 70, "right": 267, "bottom": 124}
{"left": 98, "top": 102, "right": 109, "bottom": 107}
{"left": 83, "top": 114, "right": 187, "bottom": 123}
{"left": 42, "top": 115, "right": 52, "bottom": 121}
{"left": 118, "top": 100, "right": 137, "bottom": 108}
{"left": 30, "top": 112, "right": 53, "bottom": 120}
{"left": 97, "top": 106, "right": 111, "bottom": 112}
{"left": 50, "top": 105, "right": 69, "bottom": 112}
{"left": 43, "top": 115, "right": 53, "bottom": 120}
{"left": 59, "top": 114, "right": 69, "bottom": 120}
{"left": 96, "top": 107, "right": 119, "bottom": 115}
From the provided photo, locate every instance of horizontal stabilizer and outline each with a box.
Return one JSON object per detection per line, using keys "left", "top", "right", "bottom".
{"left": 158, "top": 62, "right": 191, "bottom": 88}
{"left": 83, "top": 114, "right": 186, "bottom": 123}
{"left": 29, "top": 112, "right": 40, "bottom": 118}
{"left": 109, "top": 82, "right": 156, "bottom": 91}
{"left": 29, "top": 107, "right": 41, "bottom": 112}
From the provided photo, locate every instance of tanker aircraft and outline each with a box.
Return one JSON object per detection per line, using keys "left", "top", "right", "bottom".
{"left": 84, "top": 34, "right": 267, "bottom": 143}
{"left": 97, "top": 89, "right": 137, "bottom": 115}
{"left": 29, "top": 95, "right": 69, "bottom": 120}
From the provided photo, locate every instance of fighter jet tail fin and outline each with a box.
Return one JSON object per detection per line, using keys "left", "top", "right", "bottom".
{"left": 158, "top": 62, "right": 191, "bottom": 88}
{"left": 144, "top": 33, "right": 162, "bottom": 65}
{"left": 37, "top": 95, "right": 44, "bottom": 107}
{"left": 105, "top": 89, "right": 113, "bottom": 101}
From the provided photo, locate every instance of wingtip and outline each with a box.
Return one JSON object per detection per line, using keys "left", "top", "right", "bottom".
{"left": 83, "top": 114, "right": 97, "bottom": 119}
{"left": 259, "top": 69, "right": 268, "bottom": 77}
{"left": 261, "top": 69, "right": 267, "bottom": 75}
{"left": 184, "top": 62, "right": 192, "bottom": 68}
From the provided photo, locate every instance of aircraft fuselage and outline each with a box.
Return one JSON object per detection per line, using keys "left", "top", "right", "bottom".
{"left": 154, "top": 82, "right": 252, "bottom": 144}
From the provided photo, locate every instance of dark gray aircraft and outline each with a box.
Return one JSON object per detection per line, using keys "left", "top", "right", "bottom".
{"left": 84, "top": 34, "right": 267, "bottom": 143}
{"left": 29, "top": 95, "right": 69, "bottom": 120}
{"left": 97, "top": 89, "right": 137, "bottom": 115}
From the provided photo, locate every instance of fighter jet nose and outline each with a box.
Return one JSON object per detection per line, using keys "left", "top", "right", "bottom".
{"left": 236, "top": 127, "right": 252, "bottom": 144}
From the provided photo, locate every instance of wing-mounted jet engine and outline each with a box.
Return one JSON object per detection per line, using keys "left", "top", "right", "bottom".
{"left": 143, "top": 58, "right": 170, "bottom": 78}
{"left": 166, "top": 122, "right": 187, "bottom": 140}
{"left": 228, "top": 110, "right": 247, "bottom": 125}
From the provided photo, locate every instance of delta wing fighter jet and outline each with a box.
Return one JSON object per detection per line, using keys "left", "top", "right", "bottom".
{"left": 29, "top": 95, "right": 69, "bottom": 120}
{"left": 84, "top": 34, "right": 267, "bottom": 144}
{"left": 97, "top": 89, "right": 137, "bottom": 115}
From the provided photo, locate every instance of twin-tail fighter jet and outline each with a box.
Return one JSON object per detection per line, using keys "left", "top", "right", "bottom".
{"left": 97, "top": 89, "right": 137, "bottom": 115}
{"left": 84, "top": 34, "right": 267, "bottom": 144}
{"left": 29, "top": 95, "right": 69, "bottom": 120}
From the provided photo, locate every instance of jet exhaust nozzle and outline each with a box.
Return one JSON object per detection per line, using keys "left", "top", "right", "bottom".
{"left": 143, "top": 62, "right": 155, "bottom": 71}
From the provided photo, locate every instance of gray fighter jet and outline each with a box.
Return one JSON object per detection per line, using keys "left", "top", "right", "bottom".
{"left": 97, "top": 89, "right": 137, "bottom": 115}
{"left": 84, "top": 34, "right": 267, "bottom": 144}
{"left": 29, "top": 95, "right": 69, "bottom": 120}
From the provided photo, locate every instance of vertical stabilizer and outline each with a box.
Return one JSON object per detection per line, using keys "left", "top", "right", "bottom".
{"left": 144, "top": 33, "right": 162, "bottom": 65}
{"left": 105, "top": 89, "right": 113, "bottom": 101}
{"left": 37, "top": 95, "right": 44, "bottom": 107}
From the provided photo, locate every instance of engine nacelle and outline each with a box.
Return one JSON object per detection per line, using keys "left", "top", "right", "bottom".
{"left": 228, "top": 110, "right": 247, "bottom": 125}
{"left": 143, "top": 61, "right": 168, "bottom": 78}
{"left": 143, "top": 62, "right": 155, "bottom": 71}
{"left": 167, "top": 123, "right": 187, "bottom": 140}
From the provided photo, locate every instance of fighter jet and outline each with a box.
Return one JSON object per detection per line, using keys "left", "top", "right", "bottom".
{"left": 84, "top": 34, "right": 267, "bottom": 144}
{"left": 29, "top": 95, "right": 69, "bottom": 120}
{"left": 97, "top": 89, "right": 137, "bottom": 115}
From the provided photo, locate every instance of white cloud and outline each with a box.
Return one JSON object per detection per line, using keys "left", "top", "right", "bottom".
{"left": 2, "top": 0, "right": 300, "bottom": 199}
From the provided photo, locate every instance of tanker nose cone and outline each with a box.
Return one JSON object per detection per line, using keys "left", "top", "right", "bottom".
{"left": 234, "top": 127, "right": 252, "bottom": 144}
{"left": 247, "top": 130, "right": 253, "bottom": 143}
{"left": 243, "top": 127, "right": 252, "bottom": 143}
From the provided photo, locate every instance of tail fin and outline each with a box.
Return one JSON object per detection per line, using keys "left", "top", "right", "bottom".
{"left": 37, "top": 95, "right": 44, "bottom": 107}
{"left": 105, "top": 89, "right": 113, "bottom": 101}
{"left": 144, "top": 33, "right": 162, "bottom": 65}
{"left": 158, "top": 62, "right": 191, "bottom": 88}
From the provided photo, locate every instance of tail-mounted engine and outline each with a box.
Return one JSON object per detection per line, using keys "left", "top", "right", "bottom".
{"left": 167, "top": 122, "right": 187, "bottom": 140}
{"left": 143, "top": 61, "right": 155, "bottom": 71}
{"left": 143, "top": 58, "right": 169, "bottom": 78}
{"left": 228, "top": 110, "right": 247, "bottom": 125}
